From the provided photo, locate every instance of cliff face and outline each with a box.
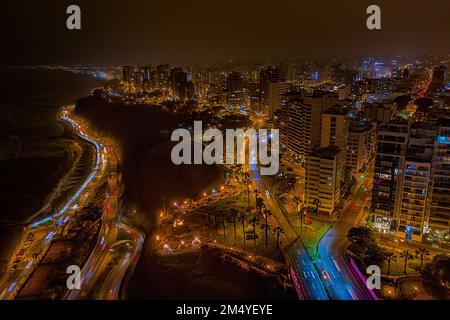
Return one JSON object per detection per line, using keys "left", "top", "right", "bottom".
{"left": 74, "top": 96, "right": 224, "bottom": 232}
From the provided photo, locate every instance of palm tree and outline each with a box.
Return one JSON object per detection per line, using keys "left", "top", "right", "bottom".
{"left": 384, "top": 251, "right": 397, "bottom": 276}
{"left": 260, "top": 222, "right": 271, "bottom": 250}
{"left": 256, "top": 199, "right": 265, "bottom": 222}
{"left": 262, "top": 206, "right": 272, "bottom": 228}
{"left": 230, "top": 208, "right": 239, "bottom": 246}
{"left": 238, "top": 213, "right": 246, "bottom": 250}
{"left": 416, "top": 247, "right": 430, "bottom": 271}
{"left": 252, "top": 188, "right": 260, "bottom": 212}
{"left": 221, "top": 214, "right": 226, "bottom": 240}
{"left": 272, "top": 226, "right": 284, "bottom": 254}
{"left": 250, "top": 217, "right": 258, "bottom": 251}
{"left": 293, "top": 196, "right": 301, "bottom": 212}
{"left": 400, "top": 250, "right": 414, "bottom": 275}
{"left": 243, "top": 172, "right": 251, "bottom": 213}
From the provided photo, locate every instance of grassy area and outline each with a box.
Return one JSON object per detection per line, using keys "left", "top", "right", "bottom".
{"left": 286, "top": 213, "right": 332, "bottom": 260}
{"left": 380, "top": 250, "right": 424, "bottom": 277}
{"left": 167, "top": 188, "right": 284, "bottom": 262}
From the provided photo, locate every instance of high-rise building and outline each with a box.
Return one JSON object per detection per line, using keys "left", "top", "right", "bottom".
{"left": 186, "top": 81, "right": 195, "bottom": 101}
{"left": 321, "top": 106, "right": 350, "bottom": 182}
{"left": 122, "top": 66, "right": 134, "bottom": 83}
{"left": 321, "top": 106, "right": 349, "bottom": 150}
{"left": 430, "top": 65, "right": 447, "bottom": 92}
{"left": 398, "top": 125, "right": 436, "bottom": 241}
{"left": 371, "top": 120, "right": 410, "bottom": 230}
{"left": 366, "top": 103, "right": 395, "bottom": 124}
{"left": 156, "top": 64, "right": 171, "bottom": 88}
{"left": 347, "top": 123, "right": 376, "bottom": 175}
{"left": 280, "top": 63, "right": 297, "bottom": 82}
{"left": 226, "top": 72, "right": 244, "bottom": 107}
{"left": 427, "top": 124, "right": 450, "bottom": 241}
{"left": 141, "top": 66, "right": 152, "bottom": 90}
{"left": 170, "top": 67, "right": 188, "bottom": 101}
{"left": 260, "top": 67, "right": 281, "bottom": 108}
{"left": 282, "top": 90, "right": 339, "bottom": 159}
{"left": 305, "top": 146, "right": 343, "bottom": 216}
{"left": 268, "top": 82, "right": 291, "bottom": 119}
{"left": 133, "top": 71, "right": 144, "bottom": 92}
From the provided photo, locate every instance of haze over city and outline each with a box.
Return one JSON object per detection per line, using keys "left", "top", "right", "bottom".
{"left": 0, "top": 0, "right": 449, "bottom": 312}
{"left": 2, "top": 0, "right": 450, "bottom": 65}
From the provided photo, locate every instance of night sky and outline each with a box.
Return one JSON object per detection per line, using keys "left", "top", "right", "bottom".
{"left": 1, "top": 0, "right": 449, "bottom": 65}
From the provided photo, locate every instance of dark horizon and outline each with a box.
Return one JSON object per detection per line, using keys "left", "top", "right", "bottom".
{"left": 1, "top": 0, "right": 450, "bottom": 66}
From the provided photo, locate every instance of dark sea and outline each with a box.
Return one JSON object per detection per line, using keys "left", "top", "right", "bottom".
{"left": 0, "top": 68, "right": 104, "bottom": 271}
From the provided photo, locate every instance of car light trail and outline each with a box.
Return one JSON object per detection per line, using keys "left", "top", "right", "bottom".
{"left": 31, "top": 115, "right": 102, "bottom": 228}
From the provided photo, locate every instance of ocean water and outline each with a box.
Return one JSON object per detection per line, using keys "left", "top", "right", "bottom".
{"left": 0, "top": 68, "right": 105, "bottom": 224}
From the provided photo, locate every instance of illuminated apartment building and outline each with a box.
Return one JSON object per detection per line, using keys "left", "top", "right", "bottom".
{"left": 371, "top": 120, "right": 410, "bottom": 231}
{"left": 305, "top": 146, "right": 342, "bottom": 216}
{"left": 268, "top": 82, "right": 291, "bottom": 120}
{"left": 347, "top": 123, "right": 376, "bottom": 176}
{"left": 282, "top": 90, "right": 339, "bottom": 160}
{"left": 427, "top": 124, "right": 450, "bottom": 241}
{"left": 399, "top": 125, "right": 435, "bottom": 241}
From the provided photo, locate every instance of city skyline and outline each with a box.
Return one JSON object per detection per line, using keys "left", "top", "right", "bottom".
{"left": 0, "top": 0, "right": 449, "bottom": 306}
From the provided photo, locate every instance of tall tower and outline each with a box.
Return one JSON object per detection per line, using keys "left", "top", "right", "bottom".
{"left": 226, "top": 72, "right": 244, "bottom": 107}
{"left": 371, "top": 120, "right": 410, "bottom": 230}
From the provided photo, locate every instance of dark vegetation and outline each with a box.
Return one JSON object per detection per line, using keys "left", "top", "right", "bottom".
{"left": 126, "top": 245, "right": 296, "bottom": 300}
{"left": 75, "top": 96, "right": 224, "bottom": 232}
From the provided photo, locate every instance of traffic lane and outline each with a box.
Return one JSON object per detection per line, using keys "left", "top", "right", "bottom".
{"left": 250, "top": 165, "right": 329, "bottom": 300}
{"left": 318, "top": 230, "right": 353, "bottom": 300}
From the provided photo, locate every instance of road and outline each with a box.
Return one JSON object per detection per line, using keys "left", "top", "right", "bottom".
{"left": 0, "top": 108, "right": 107, "bottom": 300}
{"left": 314, "top": 69, "right": 434, "bottom": 300}
{"left": 62, "top": 108, "right": 144, "bottom": 300}
{"left": 317, "top": 182, "right": 376, "bottom": 300}
{"left": 250, "top": 165, "right": 329, "bottom": 300}
{"left": 0, "top": 106, "right": 144, "bottom": 300}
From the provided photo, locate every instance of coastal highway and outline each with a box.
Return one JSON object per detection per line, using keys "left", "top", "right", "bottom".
{"left": 98, "top": 222, "right": 144, "bottom": 300}
{"left": 62, "top": 108, "right": 144, "bottom": 300}
{"left": 0, "top": 108, "right": 107, "bottom": 300}
{"left": 0, "top": 106, "right": 143, "bottom": 300}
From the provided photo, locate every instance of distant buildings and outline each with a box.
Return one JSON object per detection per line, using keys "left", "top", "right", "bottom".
{"left": 122, "top": 66, "right": 134, "bottom": 83}
{"left": 156, "top": 64, "right": 171, "bottom": 89}
{"left": 226, "top": 72, "right": 244, "bottom": 107}
{"left": 170, "top": 67, "right": 188, "bottom": 101}
{"left": 141, "top": 66, "right": 152, "bottom": 90}
{"left": 268, "top": 82, "right": 290, "bottom": 120}
{"left": 430, "top": 65, "right": 447, "bottom": 92}
{"left": 260, "top": 67, "right": 281, "bottom": 108}
{"left": 117, "top": 58, "right": 449, "bottom": 242}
